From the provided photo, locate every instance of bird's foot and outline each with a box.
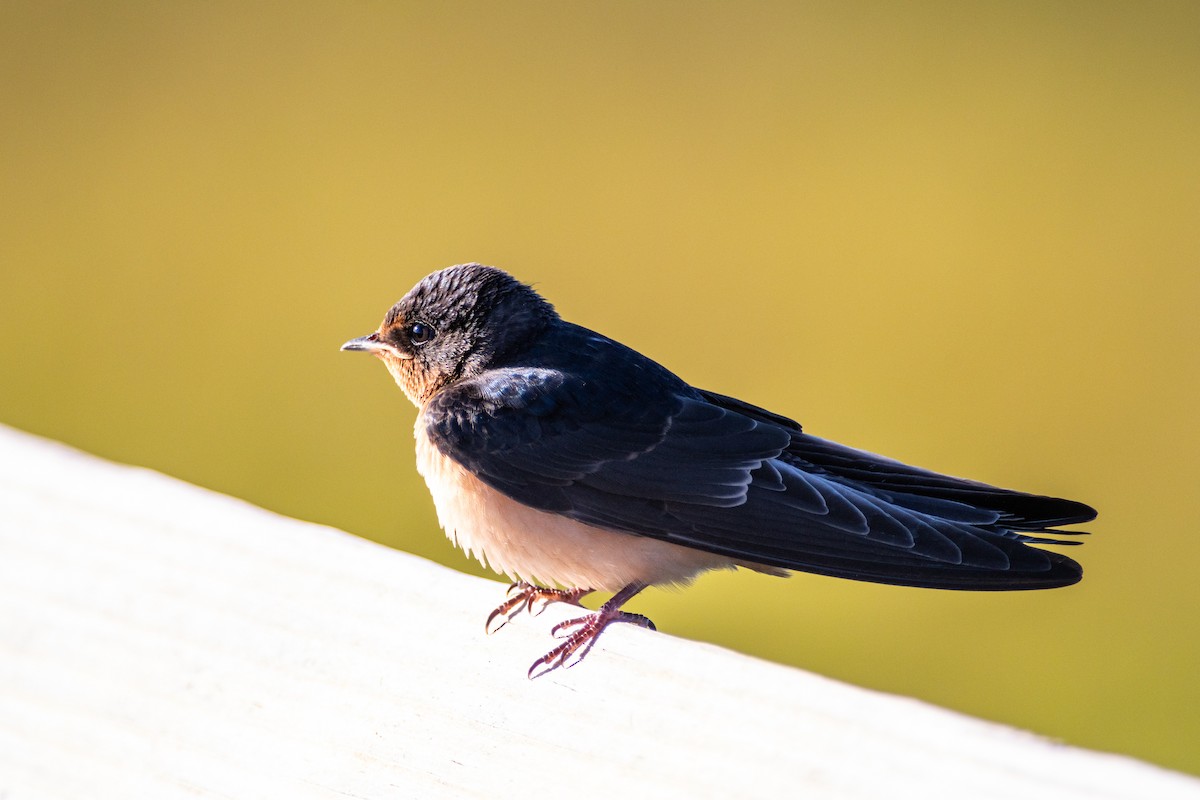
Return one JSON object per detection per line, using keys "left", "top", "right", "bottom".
{"left": 485, "top": 581, "right": 591, "bottom": 635}
{"left": 526, "top": 599, "right": 655, "bottom": 679}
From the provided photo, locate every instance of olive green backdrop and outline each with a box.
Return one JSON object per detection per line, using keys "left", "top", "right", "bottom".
{"left": 2, "top": 1, "right": 1197, "bottom": 776}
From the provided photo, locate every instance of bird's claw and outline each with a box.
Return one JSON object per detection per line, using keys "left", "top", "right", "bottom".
{"left": 528, "top": 608, "right": 656, "bottom": 679}
{"left": 549, "top": 611, "right": 655, "bottom": 638}
{"left": 484, "top": 581, "right": 591, "bottom": 635}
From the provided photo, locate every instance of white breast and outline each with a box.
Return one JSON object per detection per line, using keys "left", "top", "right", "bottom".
{"left": 413, "top": 419, "right": 735, "bottom": 592}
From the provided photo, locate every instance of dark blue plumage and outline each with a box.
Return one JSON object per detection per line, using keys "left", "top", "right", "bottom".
{"left": 424, "top": 318, "right": 1090, "bottom": 590}
{"left": 344, "top": 263, "right": 1095, "bottom": 674}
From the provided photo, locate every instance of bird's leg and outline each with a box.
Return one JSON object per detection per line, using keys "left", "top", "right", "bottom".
{"left": 527, "top": 581, "right": 654, "bottom": 679}
{"left": 485, "top": 581, "right": 592, "bottom": 635}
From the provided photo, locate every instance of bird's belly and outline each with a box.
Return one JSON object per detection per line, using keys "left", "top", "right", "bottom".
{"left": 413, "top": 424, "right": 733, "bottom": 592}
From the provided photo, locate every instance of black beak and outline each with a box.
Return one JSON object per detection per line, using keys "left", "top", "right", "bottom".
{"left": 341, "top": 333, "right": 383, "bottom": 352}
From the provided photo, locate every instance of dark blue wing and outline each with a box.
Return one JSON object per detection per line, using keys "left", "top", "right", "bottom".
{"left": 698, "top": 389, "right": 1097, "bottom": 530}
{"left": 424, "top": 366, "right": 790, "bottom": 509}
{"left": 424, "top": 329, "right": 1089, "bottom": 590}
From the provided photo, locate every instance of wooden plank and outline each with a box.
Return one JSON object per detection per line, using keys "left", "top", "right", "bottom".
{"left": 0, "top": 423, "right": 1195, "bottom": 800}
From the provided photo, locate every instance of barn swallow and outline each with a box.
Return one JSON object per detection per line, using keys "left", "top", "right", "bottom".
{"left": 343, "top": 263, "right": 1094, "bottom": 677}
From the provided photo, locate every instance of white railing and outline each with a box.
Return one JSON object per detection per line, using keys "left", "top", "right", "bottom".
{"left": 0, "top": 424, "right": 1195, "bottom": 800}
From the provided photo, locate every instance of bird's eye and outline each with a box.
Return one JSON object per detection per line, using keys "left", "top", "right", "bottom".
{"left": 407, "top": 321, "right": 435, "bottom": 345}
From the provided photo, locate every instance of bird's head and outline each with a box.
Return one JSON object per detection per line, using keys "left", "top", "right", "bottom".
{"left": 342, "top": 263, "right": 558, "bottom": 406}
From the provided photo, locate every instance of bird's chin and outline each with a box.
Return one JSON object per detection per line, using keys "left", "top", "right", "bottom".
{"left": 383, "top": 358, "right": 432, "bottom": 408}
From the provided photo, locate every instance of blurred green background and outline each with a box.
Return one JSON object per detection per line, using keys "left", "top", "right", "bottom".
{"left": 3, "top": 0, "right": 1198, "bottom": 776}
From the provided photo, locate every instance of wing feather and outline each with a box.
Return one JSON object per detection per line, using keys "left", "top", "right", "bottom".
{"left": 422, "top": 340, "right": 1089, "bottom": 590}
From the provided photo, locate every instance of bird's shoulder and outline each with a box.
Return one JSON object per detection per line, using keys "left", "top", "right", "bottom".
{"left": 421, "top": 322, "right": 795, "bottom": 492}
{"left": 425, "top": 321, "right": 687, "bottom": 429}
